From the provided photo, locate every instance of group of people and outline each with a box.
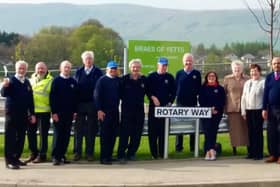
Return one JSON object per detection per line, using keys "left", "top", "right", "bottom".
{"left": 2, "top": 50, "right": 280, "bottom": 169}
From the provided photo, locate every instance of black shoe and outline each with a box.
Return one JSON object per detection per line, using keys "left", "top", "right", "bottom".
{"left": 62, "top": 156, "right": 71, "bottom": 164}
{"left": 24, "top": 154, "right": 37, "bottom": 164}
{"left": 254, "top": 157, "right": 263, "bottom": 160}
{"left": 62, "top": 159, "right": 71, "bottom": 164}
{"left": 86, "top": 155, "right": 93, "bottom": 162}
{"left": 15, "top": 159, "right": 27, "bottom": 166}
{"left": 245, "top": 155, "right": 253, "bottom": 159}
{"left": 52, "top": 159, "right": 60, "bottom": 166}
{"left": 100, "top": 159, "right": 112, "bottom": 165}
{"left": 127, "top": 155, "right": 136, "bottom": 161}
{"left": 118, "top": 158, "right": 127, "bottom": 164}
{"left": 32, "top": 156, "right": 47, "bottom": 163}
{"left": 6, "top": 163, "right": 20, "bottom": 169}
{"left": 73, "top": 154, "right": 81, "bottom": 161}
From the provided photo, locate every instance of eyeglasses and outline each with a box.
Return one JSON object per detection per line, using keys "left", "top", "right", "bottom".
{"left": 184, "top": 63, "right": 192, "bottom": 65}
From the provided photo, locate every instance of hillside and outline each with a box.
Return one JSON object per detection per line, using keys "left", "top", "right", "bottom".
{"left": 0, "top": 3, "right": 266, "bottom": 46}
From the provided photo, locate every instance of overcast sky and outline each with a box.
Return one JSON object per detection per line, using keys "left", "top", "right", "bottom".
{"left": 0, "top": 0, "right": 261, "bottom": 10}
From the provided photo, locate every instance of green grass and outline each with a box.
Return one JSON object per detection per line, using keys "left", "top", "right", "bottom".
{"left": 0, "top": 133, "right": 268, "bottom": 160}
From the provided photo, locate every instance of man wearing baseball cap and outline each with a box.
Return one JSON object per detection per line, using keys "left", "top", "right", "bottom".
{"left": 94, "top": 60, "right": 120, "bottom": 165}
{"left": 146, "top": 57, "right": 176, "bottom": 159}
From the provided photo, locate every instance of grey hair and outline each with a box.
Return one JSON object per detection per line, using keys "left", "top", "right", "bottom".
{"left": 60, "top": 60, "right": 72, "bottom": 68}
{"left": 129, "top": 58, "right": 142, "bottom": 68}
{"left": 15, "top": 60, "right": 28, "bottom": 70}
{"left": 81, "top": 51, "right": 94, "bottom": 60}
{"left": 231, "top": 60, "right": 244, "bottom": 71}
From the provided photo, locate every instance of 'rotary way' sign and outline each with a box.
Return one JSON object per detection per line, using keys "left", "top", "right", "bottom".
{"left": 155, "top": 107, "right": 212, "bottom": 118}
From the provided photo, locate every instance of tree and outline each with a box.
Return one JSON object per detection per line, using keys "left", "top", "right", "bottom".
{"left": 244, "top": 0, "right": 280, "bottom": 60}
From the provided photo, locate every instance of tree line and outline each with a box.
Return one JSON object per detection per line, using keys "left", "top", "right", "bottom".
{"left": 0, "top": 18, "right": 277, "bottom": 69}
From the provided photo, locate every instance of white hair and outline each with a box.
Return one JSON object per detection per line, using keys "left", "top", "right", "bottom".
{"left": 15, "top": 60, "right": 28, "bottom": 70}
{"left": 81, "top": 51, "right": 94, "bottom": 60}
{"left": 129, "top": 59, "right": 142, "bottom": 68}
{"left": 231, "top": 60, "right": 244, "bottom": 71}
{"left": 60, "top": 60, "right": 72, "bottom": 68}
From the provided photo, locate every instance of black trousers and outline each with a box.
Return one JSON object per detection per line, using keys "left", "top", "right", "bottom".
{"left": 4, "top": 113, "right": 28, "bottom": 165}
{"left": 267, "top": 106, "right": 280, "bottom": 157}
{"left": 246, "top": 109, "right": 264, "bottom": 158}
{"left": 100, "top": 110, "right": 119, "bottom": 162}
{"left": 148, "top": 106, "right": 165, "bottom": 158}
{"left": 74, "top": 102, "right": 98, "bottom": 157}
{"left": 52, "top": 113, "right": 73, "bottom": 161}
{"left": 27, "top": 112, "right": 50, "bottom": 158}
{"left": 117, "top": 108, "right": 144, "bottom": 159}
{"left": 202, "top": 115, "right": 222, "bottom": 152}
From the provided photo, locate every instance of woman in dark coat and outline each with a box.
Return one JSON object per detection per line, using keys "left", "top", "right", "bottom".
{"left": 199, "top": 71, "right": 225, "bottom": 160}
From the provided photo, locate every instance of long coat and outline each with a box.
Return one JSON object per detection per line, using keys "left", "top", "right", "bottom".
{"left": 224, "top": 74, "right": 249, "bottom": 147}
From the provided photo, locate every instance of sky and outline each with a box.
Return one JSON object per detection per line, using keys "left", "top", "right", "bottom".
{"left": 0, "top": 0, "right": 261, "bottom": 10}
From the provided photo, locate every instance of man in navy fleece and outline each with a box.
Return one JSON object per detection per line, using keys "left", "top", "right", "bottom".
{"left": 1, "top": 60, "right": 36, "bottom": 169}
{"left": 94, "top": 60, "right": 121, "bottom": 165}
{"left": 147, "top": 57, "right": 176, "bottom": 159}
{"left": 175, "top": 53, "right": 201, "bottom": 152}
{"left": 117, "top": 59, "right": 147, "bottom": 163}
{"left": 263, "top": 57, "right": 280, "bottom": 163}
{"left": 50, "top": 60, "right": 78, "bottom": 166}
{"left": 73, "top": 50, "right": 103, "bottom": 162}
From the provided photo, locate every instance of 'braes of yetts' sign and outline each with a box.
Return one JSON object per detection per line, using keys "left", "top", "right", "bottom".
{"left": 155, "top": 107, "right": 212, "bottom": 118}
{"left": 128, "top": 40, "right": 191, "bottom": 76}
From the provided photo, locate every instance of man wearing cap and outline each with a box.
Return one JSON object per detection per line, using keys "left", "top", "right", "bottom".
{"left": 175, "top": 53, "right": 201, "bottom": 153}
{"left": 117, "top": 59, "right": 148, "bottom": 163}
{"left": 73, "top": 51, "right": 103, "bottom": 162}
{"left": 146, "top": 57, "right": 176, "bottom": 159}
{"left": 94, "top": 60, "right": 121, "bottom": 165}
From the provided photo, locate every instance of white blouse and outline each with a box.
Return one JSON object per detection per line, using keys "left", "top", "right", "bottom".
{"left": 241, "top": 78, "right": 265, "bottom": 116}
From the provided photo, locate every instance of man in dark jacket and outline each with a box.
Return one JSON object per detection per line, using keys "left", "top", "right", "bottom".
{"left": 263, "top": 57, "right": 280, "bottom": 163}
{"left": 94, "top": 61, "right": 120, "bottom": 165}
{"left": 117, "top": 59, "right": 147, "bottom": 163}
{"left": 175, "top": 53, "right": 201, "bottom": 152}
{"left": 1, "top": 60, "right": 36, "bottom": 169}
{"left": 73, "top": 51, "right": 103, "bottom": 161}
{"left": 147, "top": 57, "right": 176, "bottom": 159}
{"left": 50, "top": 60, "right": 78, "bottom": 166}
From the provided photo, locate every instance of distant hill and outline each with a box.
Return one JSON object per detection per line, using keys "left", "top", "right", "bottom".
{"left": 0, "top": 3, "right": 267, "bottom": 47}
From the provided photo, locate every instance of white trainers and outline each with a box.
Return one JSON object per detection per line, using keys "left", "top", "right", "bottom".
{"left": 210, "top": 149, "right": 216, "bottom": 161}
{"left": 205, "top": 151, "right": 211, "bottom": 161}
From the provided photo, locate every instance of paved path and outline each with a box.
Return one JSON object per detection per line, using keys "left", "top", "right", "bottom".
{"left": 0, "top": 157, "right": 280, "bottom": 187}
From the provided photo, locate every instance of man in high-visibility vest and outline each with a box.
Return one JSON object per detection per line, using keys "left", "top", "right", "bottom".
{"left": 25, "top": 62, "right": 53, "bottom": 163}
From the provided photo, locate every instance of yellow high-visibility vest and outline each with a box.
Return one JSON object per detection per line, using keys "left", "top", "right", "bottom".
{"left": 30, "top": 72, "right": 53, "bottom": 113}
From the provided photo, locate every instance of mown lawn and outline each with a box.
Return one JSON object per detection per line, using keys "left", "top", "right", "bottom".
{"left": 0, "top": 132, "right": 268, "bottom": 160}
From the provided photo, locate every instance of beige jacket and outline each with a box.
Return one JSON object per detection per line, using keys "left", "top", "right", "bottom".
{"left": 224, "top": 74, "right": 249, "bottom": 113}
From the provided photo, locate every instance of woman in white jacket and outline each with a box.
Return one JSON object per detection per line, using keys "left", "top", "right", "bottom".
{"left": 241, "top": 64, "right": 265, "bottom": 160}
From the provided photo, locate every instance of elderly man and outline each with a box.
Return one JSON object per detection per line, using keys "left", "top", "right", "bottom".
{"left": 1, "top": 60, "right": 36, "bottom": 169}
{"left": 73, "top": 51, "right": 103, "bottom": 161}
{"left": 94, "top": 61, "right": 121, "bottom": 165}
{"left": 263, "top": 57, "right": 280, "bottom": 163}
{"left": 117, "top": 59, "right": 147, "bottom": 163}
{"left": 175, "top": 53, "right": 201, "bottom": 152}
{"left": 25, "top": 62, "right": 53, "bottom": 164}
{"left": 50, "top": 60, "right": 78, "bottom": 166}
{"left": 147, "top": 57, "right": 176, "bottom": 159}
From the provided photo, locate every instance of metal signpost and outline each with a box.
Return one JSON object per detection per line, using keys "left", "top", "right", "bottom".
{"left": 155, "top": 107, "right": 212, "bottom": 159}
